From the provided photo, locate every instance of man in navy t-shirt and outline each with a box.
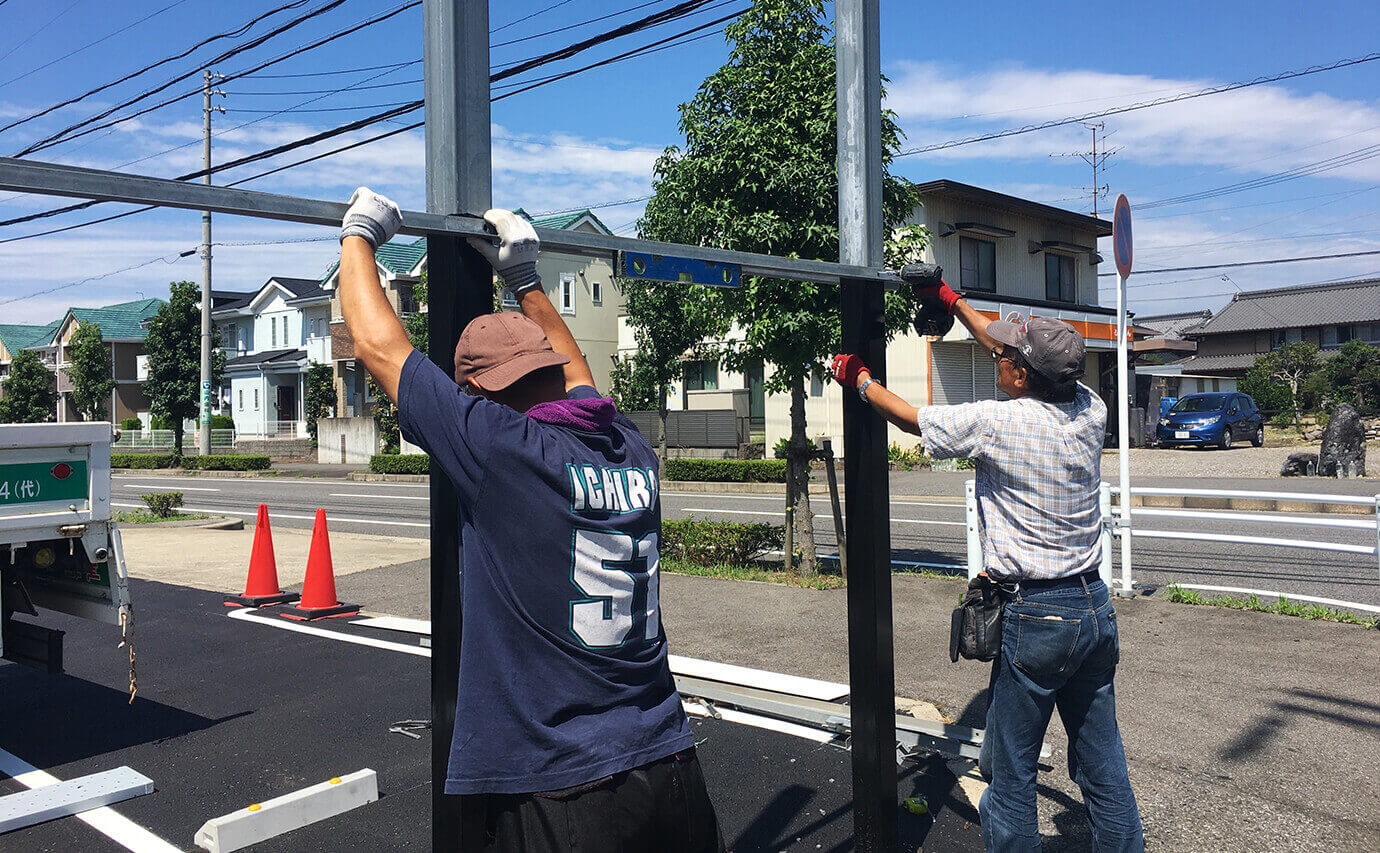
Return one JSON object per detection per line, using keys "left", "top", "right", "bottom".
{"left": 337, "top": 190, "right": 722, "bottom": 852}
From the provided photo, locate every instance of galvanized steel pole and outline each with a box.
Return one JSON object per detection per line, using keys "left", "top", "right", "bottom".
{"left": 424, "top": 0, "right": 492, "bottom": 846}
{"left": 836, "top": 0, "right": 897, "bottom": 849}
{"left": 199, "top": 71, "right": 223, "bottom": 455}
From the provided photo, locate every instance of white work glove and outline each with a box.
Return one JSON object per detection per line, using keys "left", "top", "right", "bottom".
{"left": 469, "top": 208, "right": 541, "bottom": 297}
{"left": 340, "top": 187, "right": 402, "bottom": 250}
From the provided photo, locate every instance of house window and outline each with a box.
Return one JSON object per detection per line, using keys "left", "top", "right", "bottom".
{"left": 1270, "top": 329, "right": 1287, "bottom": 350}
{"left": 398, "top": 285, "right": 419, "bottom": 315}
{"left": 270, "top": 318, "right": 277, "bottom": 348}
{"left": 253, "top": 388, "right": 259, "bottom": 410}
{"left": 810, "top": 367, "right": 824, "bottom": 397}
{"left": 226, "top": 322, "right": 237, "bottom": 351}
{"left": 683, "top": 360, "right": 718, "bottom": 392}
{"left": 1286, "top": 328, "right": 1303, "bottom": 344}
{"left": 959, "top": 236, "right": 996, "bottom": 292}
{"left": 559, "top": 273, "right": 576, "bottom": 315}
{"left": 282, "top": 316, "right": 291, "bottom": 346}
{"left": 501, "top": 289, "right": 519, "bottom": 309}
{"left": 1044, "top": 253, "right": 1076, "bottom": 302}
{"left": 592, "top": 280, "right": 603, "bottom": 305}
{"left": 1322, "top": 325, "right": 1356, "bottom": 347}
{"left": 238, "top": 389, "right": 243, "bottom": 410}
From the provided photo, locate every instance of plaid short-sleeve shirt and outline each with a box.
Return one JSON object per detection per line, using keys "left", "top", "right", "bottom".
{"left": 916, "top": 384, "right": 1107, "bottom": 581}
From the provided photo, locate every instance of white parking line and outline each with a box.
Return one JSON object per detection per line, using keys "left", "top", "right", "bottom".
{"left": 663, "top": 492, "right": 961, "bottom": 509}
{"left": 227, "top": 608, "right": 431, "bottom": 656}
{"left": 110, "top": 503, "right": 428, "bottom": 528}
{"left": 330, "top": 493, "right": 429, "bottom": 501}
{"left": 0, "top": 749, "right": 180, "bottom": 852}
{"left": 120, "top": 484, "right": 219, "bottom": 492}
{"left": 681, "top": 508, "right": 966, "bottom": 526}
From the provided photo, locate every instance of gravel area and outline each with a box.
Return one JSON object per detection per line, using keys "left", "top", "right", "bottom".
{"left": 1100, "top": 442, "right": 1380, "bottom": 480}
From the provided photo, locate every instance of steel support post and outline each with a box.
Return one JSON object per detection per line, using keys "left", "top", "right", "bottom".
{"left": 424, "top": 0, "right": 491, "bottom": 846}
{"left": 837, "top": 1, "right": 896, "bottom": 848}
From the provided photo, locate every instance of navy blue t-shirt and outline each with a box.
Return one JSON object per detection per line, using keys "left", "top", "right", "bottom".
{"left": 397, "top": 349, "right": 692, "bottom": 795}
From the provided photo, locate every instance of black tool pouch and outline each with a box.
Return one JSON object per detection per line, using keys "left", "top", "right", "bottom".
{"left": 949, "top": 575, "right": 1005, "bottom": 662}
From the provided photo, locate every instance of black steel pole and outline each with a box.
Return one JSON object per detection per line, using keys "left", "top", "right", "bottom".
{"left": 424, "top": 0, "right": 491, "bottom": 847}
{"left": 841, "top": 278, "right": 897, "bottom": 851}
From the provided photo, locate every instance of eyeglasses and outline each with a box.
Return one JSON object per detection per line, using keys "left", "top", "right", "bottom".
{"left": 990, "top": 347, "right": 1016, "bottom": 365}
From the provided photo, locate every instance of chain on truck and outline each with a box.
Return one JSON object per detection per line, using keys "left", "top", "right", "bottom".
{"left": 0, "top": 422, "right": 135, "bottom": 699}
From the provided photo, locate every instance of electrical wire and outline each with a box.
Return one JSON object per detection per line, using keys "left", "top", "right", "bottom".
{"left": 1137, "top": 144, "right": 1380, "bottom": 211}
{"left": 247, "top": 60, "right": 418, "bottom": 79}
{"left": 0, "top": 0, "right": 315, "bottom": 137}
{"left": 229, "top": 77, "right": 422, "bottom": 96}
{"left": 896, "top": 52, "right": 1380, "bottom": 158}
{"left": 492, "top": 0, "right": 671, "bottom": 50}
{"left": 0, "top": 251, "right": 188, "bottom": 308}
{"left": 0, "top": 0, "right": 192, "bottom": 90}
{"left": 0, "top": 0, "right": 84, "bottom": 65}
{"left": 491, "top": 0, "right": 578, "bottom": 36}
{"left": 1095, "top": 249, "right": 1380, "bottom": 276}
{"left": 15, "top": 0, "right": 365, "bottom": 155}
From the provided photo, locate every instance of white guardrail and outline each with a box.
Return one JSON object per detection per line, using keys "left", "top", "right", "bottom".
{"left": 964, "top": 482, "right": 1380, "bottom": 595}
{"left": 113, "top": 428, "right": 236, "bottom": 449}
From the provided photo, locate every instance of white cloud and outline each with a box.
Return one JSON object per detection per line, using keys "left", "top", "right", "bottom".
{"left": 886, "top": 61, "right": 1380, "bottom": 182}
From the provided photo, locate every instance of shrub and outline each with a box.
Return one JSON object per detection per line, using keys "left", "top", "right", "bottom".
{"left": 120, "top": 417, "right": 142, "bottom": 432}
{"left": 140, "top": 491, "right": 183, "bottom": 517}
{"left": 149, "top": 415, "right": 174, "bottom": 431}
{"left": 208, "top": 414, "right": 235, "bottom": 430}
{"left": 663, "top": 458, "right": 788, "bottom": 482}
{"left": 188, "top": 454, "right": 270, "bottom": 471}
{"left": 662, "top": 517, "right": 784, "bottom": 567}
{"left": 957, "top": 458, "right": 977, "bottom": 470}
{"left": 111, "top": 453, "right": 176, "bottom": 469}
{"left": 772, "top": 435, "right": 816, "bottom": 459}
{"left": 888, "top": 442, "right": 930, "bottom": 470}
{"left": 370, "top": 454, "right": 431, "bottom": 475}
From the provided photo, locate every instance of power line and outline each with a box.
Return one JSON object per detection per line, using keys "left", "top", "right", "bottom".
{"left": 897, "top": 52, "right": 1380, "bottom": 158}
{"left": 491, "top": 0, "right": 577, "bottom": 35}
{"left": 15, "top": 0, "right": 364, "bottom": 155}
{"left": 2, "top": 2, "right": 727, "bottom": 237}
{"left": 492, "top": 0, "right": 670, "bottom": 50}
{"left": 246, "top": 60, "right": 419, "bottom": 79}
{"left": 0, "top": 0, "right": 84, "bottom": 65}
{"left": 0, "top": 251, "right": 188, "bottom": 308}
{"left": 0, "top": 0, "right": 315, "bottom": 138}
{"left": 0, "top": 0, "right": 192, "bottom": 89}
{"left": 1096, "top": 248, "right": 1380, "bottom": 276}
{"left": 1137, "top": 144, "right": 1380, "bottom": 210}
{"left": 230, "top": 100, "right": 419, "bottom": 114}
{"left": 228, "top": 77, "right": 422, "bottom": 96}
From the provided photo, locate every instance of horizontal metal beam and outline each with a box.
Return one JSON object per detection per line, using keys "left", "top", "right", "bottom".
{"left": 0, "top": 157, "right": 897, "bottom": 286}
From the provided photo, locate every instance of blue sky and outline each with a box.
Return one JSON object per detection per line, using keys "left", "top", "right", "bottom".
{"left": 0, "top": 0, "right": 1377, "bottom": 323}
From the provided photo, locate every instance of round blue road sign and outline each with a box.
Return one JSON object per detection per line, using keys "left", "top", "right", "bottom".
{"left": 1113, "top": 194, "right": 1132, "bottom": 278}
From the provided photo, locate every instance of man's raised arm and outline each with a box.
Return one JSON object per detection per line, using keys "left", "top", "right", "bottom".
{"left": 338, "top": 188, "right": 412, "bottom": 402}
{"left": 469, "top": 209, "right": 596, "bottom": 392}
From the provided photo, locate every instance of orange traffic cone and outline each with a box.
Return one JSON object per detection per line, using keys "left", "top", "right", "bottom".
{"left": 280, "top": 509, "right": 359, "bottom": 621}
{"left": 226, "top": 504, "right": 299, "bottom": 607}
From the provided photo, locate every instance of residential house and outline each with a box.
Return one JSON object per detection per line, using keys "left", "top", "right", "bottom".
{"left": 1177, "top": 278, "right": 1380, "bottom": 385}
{"left": 210, "top": 277, "right": 332, "bottom": 437}
{"left": 0, "top": 321, "right": 60, "bottom": 391}
{"left": 621, "top": 180, "right": 1120, "bottom": 450}
{"left": 323, "top": 209, "right": 622, "bottom": 417}
{"left": 44, "top": 298, "right": 164, "bottom": 423}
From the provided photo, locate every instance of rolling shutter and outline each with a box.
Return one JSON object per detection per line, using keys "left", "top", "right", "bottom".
{"left": 931, "top": 342, "right": 1004, "bottom": 405}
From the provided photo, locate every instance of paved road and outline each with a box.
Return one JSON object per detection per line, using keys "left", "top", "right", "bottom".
{"left": 113, "top": 474, "right": 1380, "bottom": 608}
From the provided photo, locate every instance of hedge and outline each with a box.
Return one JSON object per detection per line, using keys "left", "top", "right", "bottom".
{"left": 370, "top": 454, "right": 431, "bottom": 475}
{"left": 189, "top": 454, "right": 271, "bottom": 471}
{"left": 112, "top": 453, "right": 176, "bottom": 469}
{"left": 662, "top": 458, "right": 788, "bottom": 483}
{"left": 120, "top": 418, "right": 142, "bottom": 432}
{"left": 662, "top": 517, "right": 784, "bottom": 567}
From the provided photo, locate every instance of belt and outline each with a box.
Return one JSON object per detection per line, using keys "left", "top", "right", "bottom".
{"left": 994, "top": 569, "right": 1101, "bottom": 594}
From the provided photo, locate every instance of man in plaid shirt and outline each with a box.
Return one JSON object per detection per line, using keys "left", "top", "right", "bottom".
{"left": 832, "top": 274, "right": 1144, "bottom": 852}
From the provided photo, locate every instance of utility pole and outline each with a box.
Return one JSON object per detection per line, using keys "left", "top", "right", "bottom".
{"left": 199, "top": 69, "right": 225, "bottom": 456}
{"left": 1049, "top": 122, "right": 1118, "bottom": 217}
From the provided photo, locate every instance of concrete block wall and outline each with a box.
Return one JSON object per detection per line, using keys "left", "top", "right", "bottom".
{"left": 317, "top": 417, "right": 379, "bottom": 465}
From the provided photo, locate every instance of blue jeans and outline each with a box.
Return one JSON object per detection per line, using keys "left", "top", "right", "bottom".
{"left": 977, "top": 577, "right": 1144, "bottom": 852}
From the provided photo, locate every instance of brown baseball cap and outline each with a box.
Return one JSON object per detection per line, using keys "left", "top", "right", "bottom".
{"left": 987, "top": 315, "right": 1086, "bottom": 383}
{"left": 452, "top": 312, "right": 569, "bottom": 390}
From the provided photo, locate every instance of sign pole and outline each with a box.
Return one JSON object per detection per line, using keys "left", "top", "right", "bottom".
{"left": 1112, "top": 194, "right": 1134, "bottom": 597}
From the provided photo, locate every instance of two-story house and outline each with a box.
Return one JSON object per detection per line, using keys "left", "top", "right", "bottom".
{"left": 0, "top": 321, "right": 60, "bottom": 392}
{"left": 44, "top": 298, "right": 165, "bottom": 424}
{"left": 323, "top": 209, "right": 622, "bottom": 417}
{"left": 622, "top": 180, "right": 1119, "bottom": 449}
{"left": 211, "top": 277, "right": 332, "bottom": 437}
{"left": 1180, "top": 277, "right": 1380, "bottom": 381}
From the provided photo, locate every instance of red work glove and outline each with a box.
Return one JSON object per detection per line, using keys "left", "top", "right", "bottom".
{"left": 917, "top": 278, "right": 962, "bottom": 313}
{"left": 830, "top": 353, "right": 868, "bottom": 389}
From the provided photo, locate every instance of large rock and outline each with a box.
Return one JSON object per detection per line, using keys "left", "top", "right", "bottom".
{"left": 1280, "top": 452, "right": 1318, "bottom": 477}
{"left": 1318, "top": 404, "right": 1366, "bottom": 478}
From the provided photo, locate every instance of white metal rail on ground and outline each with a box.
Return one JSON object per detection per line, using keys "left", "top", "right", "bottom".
{"left": 964, "top": 483, "right": 1380, "bottom": 599}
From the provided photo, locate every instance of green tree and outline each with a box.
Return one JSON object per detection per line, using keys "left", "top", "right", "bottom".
{"left": 305, "top": 361, "right": 335, "bottom": 439}
{"left": 1321, "top": 339, "right": 1380, "bottom": 410}
{"left": 65, "top": 319, "right": 116, "bottom": 421}
{"left": 144, "top": 280, "right": 225, "bottom": 454}
{"left": 638, "top": 0, "right": 925, "bottom": 573}
{"left": 1238, "top": 362, "right": 1292, "bottom": 416}
{"left": 1251, "top": 342, "right": 1320, "bottom": 428}
{"left": 607, "top": 354, "right": 660, "bottom": 413}
{"left": 0, "top": 349, "right": 56, "bottom": 423}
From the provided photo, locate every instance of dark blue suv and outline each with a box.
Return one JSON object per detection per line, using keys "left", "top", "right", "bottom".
{"left": 1157, "top": 392, "right": 1264, "bottom": 449}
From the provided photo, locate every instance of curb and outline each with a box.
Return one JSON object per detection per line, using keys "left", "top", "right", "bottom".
{"left": 347, "top": 472, "right": 429, "bottom": 483}
{"left": 113, "top": 468, "right": 352, "bottom": 480}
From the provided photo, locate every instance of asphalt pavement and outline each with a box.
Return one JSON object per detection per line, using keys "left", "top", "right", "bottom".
{"left": 114, "top": 473, "right": 1380, "bottom": 609}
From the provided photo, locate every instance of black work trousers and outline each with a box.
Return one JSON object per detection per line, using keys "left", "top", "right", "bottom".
{"left": 457, "top": 747, "right": 724, "bottom": 853}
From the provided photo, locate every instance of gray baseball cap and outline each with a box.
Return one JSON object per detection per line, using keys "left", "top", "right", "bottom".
{"left": 987, "top": 315, "right": 1086, "bottom": 383}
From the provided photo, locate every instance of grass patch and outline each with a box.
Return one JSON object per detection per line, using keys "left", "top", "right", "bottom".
{"left": 662, "top": 558, "right": 846, "bottom": 589}
{"left": 1165, "top": 583, "right": 1378, "bottom": 629}
{"left": 114, "top": 509, "right": 213, "bottom": 524}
